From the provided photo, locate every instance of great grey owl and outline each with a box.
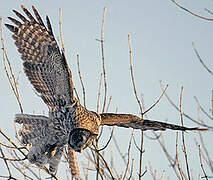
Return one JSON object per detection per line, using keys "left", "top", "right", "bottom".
{"left": 5, "top": 5, "right": 206, "bottom": 174}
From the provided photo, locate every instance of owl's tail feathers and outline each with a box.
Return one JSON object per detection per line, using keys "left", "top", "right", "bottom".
{"left": 14, "top": 114, "right": 62, "bottom": 173}
{"left": 100, "top": 113, "right": 208, "bottom": 131}
{"left": 14, "top": 113, "right": 49, "bottom": 145}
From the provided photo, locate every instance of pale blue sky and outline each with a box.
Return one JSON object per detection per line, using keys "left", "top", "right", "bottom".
{"left": 0, "top": 0, "right": 212, "bottom": 179}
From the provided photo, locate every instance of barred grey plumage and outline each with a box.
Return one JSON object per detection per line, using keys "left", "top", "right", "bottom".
{"left": 6, "top": 5, "right": 207, "bottom": 175}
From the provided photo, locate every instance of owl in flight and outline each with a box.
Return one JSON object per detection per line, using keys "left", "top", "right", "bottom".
{"left": 6, "top": 5, "right": 206, "bottom": 173}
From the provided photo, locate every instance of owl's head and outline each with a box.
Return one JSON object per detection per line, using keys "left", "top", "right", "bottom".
{"left": 68, "top": 128, "right": 97, "bottom": 152}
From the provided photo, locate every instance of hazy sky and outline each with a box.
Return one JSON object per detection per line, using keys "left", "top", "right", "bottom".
{"left": 0, "top": 0, "right": 212, "bottom": 179}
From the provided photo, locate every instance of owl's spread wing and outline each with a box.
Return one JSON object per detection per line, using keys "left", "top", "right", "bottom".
{"left": 6, "top": 5, "right": 74, "bottom": 110}
{"left": 100, "top": 113, "right": 207, "bottom": 131}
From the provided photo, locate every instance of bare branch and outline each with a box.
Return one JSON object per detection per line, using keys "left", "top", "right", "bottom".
{"left": 142, "top": 84, "right": 169, "bottom": 115}
{"left": 212, "top": 90, "right": 213, "bottom": 117}
{"left": 122, "top": 130, "right": 134, "bottom": 180}
{"left": 100, "top": 7, "right": 107, "bottom": 113}
{"left": 175, "top": 132, "right": 184, "bottom": 179}
{"left": 148, "top": 161, "right": 157, "bottom": 180}
{"left": 97, "top": 73, "right": 103, "bottom": 113}
{"left": 192, "top": 42, "right": 213, "bottom": 76}
{"left": 59, "top": 8, "right": 65, "bottom": 53}
{"left": 106, "top": 96, "right": 112, "bottom": 113}
{"left": 198, "top": 145, "right": 209, "bottom": 180}
{"left": 93, "top": 145, "right": 115, "bottom": 179}
{"left": 179, "top": 86, "right": 191, "bottom": 180}
{"left": 128, "top": 34, "right": 143, "bottom": 114}
{"left": 77, "top": 54, "right": 86, "bottom": 107}
{"left": 0, "top": 129, "right": 26, "bottom": 157}
{"left": 194, "top": 96, "right": 213, "bottom": 121}
{"left": 97, "top": 128, "right": 114, "bottom": 152}
{"left": 0, "top": 145, "right": 14, "bottom": 179}
{"left": 128, "top": 34, "right": 144, "bottom": 180}
{"left": 154, "top": 132, "right": 184, "bottom": 179}
{"left": 171, "top": 0, "right": 213, "bottom": 21}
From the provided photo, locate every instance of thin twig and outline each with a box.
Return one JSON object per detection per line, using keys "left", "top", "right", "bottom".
{"left": 97, "top": 73, "right": 103, "bottom": 113}
{"left": 153, "top": 131, "right": 184, "bottom": 179}
{"left": 197, "top": 104, "right": 213, "bottom": 173}
{"left": 128, "top": 34, "right": 144, "bottom": 180}
{"left": 171, "top": 0, "right": 213, "bottom": 21}
{"left": 0, "top": 129, "right": 26, "bottom": 157}
{"left": 212, "top": 90, "right": 213, "bottom": 116}
{"left": 180, "top": 86, "right": 191, "bottom": 180}
{"left": 100, "top": 7, "right": 107, "bottom": 113}
{"left": 194, "top": 96, "right": 213, "bottom": 121}
{"left": 93, "top": 146, "right": 115, "bottom": 180}
{"left": 160, "top": 170, "right": 166, "bottom": 180}
{"left": 77, "top": 54, "right": 86, "bottom": 107}
{"left": 192, "top": 42, "right": 213, "bottom": 76}
{"left": 9, "top": 153, "right": 36, "bottom": 180}
{"left": 73, "top": 84, "right": 80, "bottom": 101}
{"left": 0, "top": 145, "right": 14, "bottom": 179}
{"left": 97, "top": 128, "right": 114, "bottom": 152}
{"left": 128, "top": 34, "right": 143, "bottom": 114}
{"left": 142, "top": 84, "right": 169, "bottom": 115}
{"left": 199, "top": 133, "right": 213, "bottom": 173}
{"left": 175, "top": 132, "right": 184, "bottom": 179}
{"left": 148, "top": 161, "right": 157, "bottom": 180}
{"left": 0, "top": 142, "right": 26, "bottom": 150}
{"left": 59, "top": 8, "right": 65, "bottom": 53}
{"left": 140, "top": 167, "right": 147, "bottom": 178}
{"left": 106, "top": 96, "right": 112, "bottom": 113}
{"left": 122, "top": 130, "right": 134, "bottom": 180}
{"left": 198, "top": 145, "right": 209, "bottom": 180}
{"left": 96, "top": 8, "right": 107, "bottom": 179}
{"left": 132, "top": 136, "right": 145, "bottom": 154}
{"left": 95, "top": 140, "right": 100, "bottom": 180}
{"left": 0, "top": 156, "right": 26, "bottom": 162}
{"left": 205, "top": 8, "right": 213, "bottom": 15}
{"left": 127, "top": 159, "right": 135, "bottom": 180}
{"left": 112, "top": 136, "right": 126, "bottom": 164}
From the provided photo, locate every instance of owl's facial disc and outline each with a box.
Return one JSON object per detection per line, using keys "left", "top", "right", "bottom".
{"left": 69, "top": 129, "right": 97, "bottom": 152}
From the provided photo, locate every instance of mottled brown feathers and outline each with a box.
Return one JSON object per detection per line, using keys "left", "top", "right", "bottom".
{"left": 6, "top": 5, "right": 74, "bottom": 110}
{"left": 100, "top": 113, "right": 208, "bottom": 131}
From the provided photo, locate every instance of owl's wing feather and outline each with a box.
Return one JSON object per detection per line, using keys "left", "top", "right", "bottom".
{"left": 100, "top": 113, "right": 208, "bottom": 131}
{"left": 6, "top": 5, "right": 74, "bottom": 110}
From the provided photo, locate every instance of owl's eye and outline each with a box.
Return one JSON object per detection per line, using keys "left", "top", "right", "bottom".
{"left": 69, "top": 129, "right": 97, "bottom": 152}
{"left": 69, "top": 129, "right": 90, "bottom": 151}
{"left": 72, "top": 133, "right": 87, "bottom": 145}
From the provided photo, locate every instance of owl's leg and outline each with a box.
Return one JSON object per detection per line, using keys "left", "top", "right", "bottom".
{"left": 48, "top": 147, "right": 63, "bottom": 173}
{"left": 67, "top": 147, "right": 81, "bottom": 179}
{"left": 27, "top": 143, "right": 49, "bottom": 166}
